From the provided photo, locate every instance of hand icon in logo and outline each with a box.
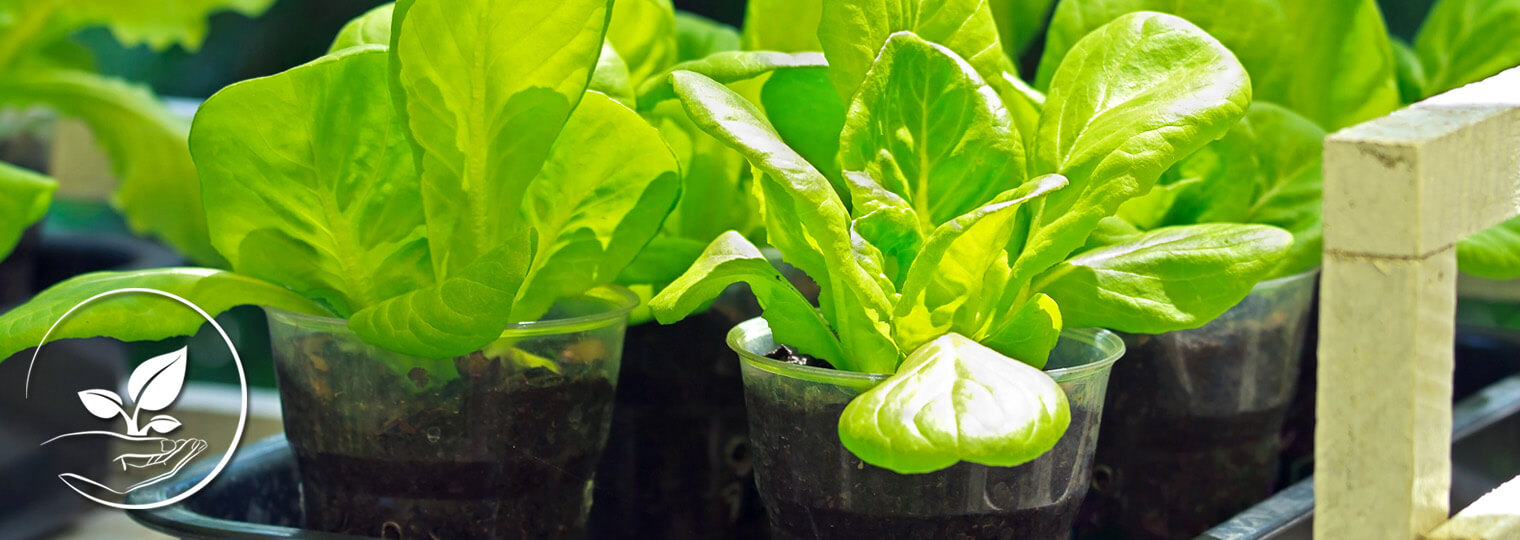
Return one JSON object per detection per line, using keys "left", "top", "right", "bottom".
{"left": 42, "top": 347, "right": 208, "bottom": 495}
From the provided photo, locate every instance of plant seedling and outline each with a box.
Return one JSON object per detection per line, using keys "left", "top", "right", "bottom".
{"left": 0, "top": 0, "right": 680, "bottom": 365}
{"left": 651, "top": 10, "right": 1291, "bottom": 473}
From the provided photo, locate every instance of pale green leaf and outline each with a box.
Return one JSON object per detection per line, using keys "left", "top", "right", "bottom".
{"left": 1033, "top": 224, "right": 1292, "bottom": 334}
{"left": 818, "top": 0, "right": 1014, "bottom": 102}
{"left": 607, "top": 0, "right": 678, "bottom": 86}
{"left": 590, "top": 42, "right": 636, "bottom": 107}
{"left": 761, "top": 66, "right": 848, "bottom": 205}
{"left": 1011, "top": 12, "right": 1250, "bottom": 292}
{"left": 1036, "top": 0, "right": 1400, "bottom": 130}
{"left": 516, "top": 92, "right": 681, "bottom": 321}
{"left": 838, "top": 333, "right": 1069, "bottom": 473}
{"left": 673, "top": 11, "right": 740, "bottom": 61}
{"left": 671, "top": 71, "right": 898, "bottom": 372}
{"left": 1459, "top": 217, "right": 1520, "bottom": 280}
{"left": 390, "top": 0, "right": 610, "bottom": 276}
{"left": 1415, "top": 0, "right": 1520, "bottom": 97}
{"left": 192, "top": 48, "right": 431, "bottom": 317}
{"left": 329, "top": 3, "right": 393, "bottom": 53}
{"left": 980, "top": 293, "right": 1061, "bottom": 369}
{"left": 0, "top": 160, "right": 54, "bottom": 261}
{"left": 839, "top": 32, "right": 1024, "bottom": 228}
{"left": 893, "top": 175, "right": 1066, "bottom": 354}
{"left": 635, "top": 51, "right": 826, "bottom": 110}
{"left": 650, "top": 231, "right": 844, "bottom": 361}
{"left": 0, "top": 268, "right": 329, "bottom": 360}
{"left": 349, "top": 231, "right": 535, "bottom": 359}
{"left": 740, "top": 0, "right": 824, "bottom": 52}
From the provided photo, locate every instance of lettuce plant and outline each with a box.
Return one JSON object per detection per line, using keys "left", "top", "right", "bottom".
{"left": 649, "top": 11, "right": 1291, "bottom": 473}
{"left": 0, "top": 0, "right": 276, "bottom": 266}
{"left": 1034, "top": 0, "right": 1520, "bottom": 280}
{"left": 0, "top": 0, "right": 679, "bottom": 362}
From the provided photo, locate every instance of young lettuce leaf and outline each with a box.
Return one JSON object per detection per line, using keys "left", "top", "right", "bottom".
{"left": 655, "top": 13, "right": 1270, "bottom": 473}
{"left": 192, "top": 47, "right": 432, "bottom": 318}
{"left": 0, "top": 161, "right": 55, "bottom": 261}
{"left": 389, "top": 0, "right": 610, "bottom": 278}
{"left": 0, "top": 268, "right": 329, "bottom": 360}
{"left": 1413, "top": 0, "right": 1520, "bottom": 97}
{"left": 838, "top": 333, "right": 1069, "bottom": 473}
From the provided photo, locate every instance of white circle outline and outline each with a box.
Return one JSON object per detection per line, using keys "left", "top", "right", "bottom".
{"left": 25, "top": 287, "right": 247, "bottom": 510}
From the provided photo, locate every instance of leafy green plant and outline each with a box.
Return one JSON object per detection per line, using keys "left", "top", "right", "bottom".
{"left": 1033, "top": 0, "right": 1520, "bottom": 280}
{"left": 0, "top": 0, "right": 679, "bottom": 362}
{"left": 0, "top": 0, "right": 276, "bottom": 266}
{"left": 650, "top": 11, "right": 1291, "bottom": 473}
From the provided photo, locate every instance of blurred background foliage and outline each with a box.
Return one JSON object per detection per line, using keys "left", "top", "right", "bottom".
{"left": 79, "top": 0, "right": 748, "bottom": 99}
{"left": 77, "top": 0, "right": 1433, "bottom": 100}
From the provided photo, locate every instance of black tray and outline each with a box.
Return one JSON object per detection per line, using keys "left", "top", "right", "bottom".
{"left": 126, "top": 435, "right": 371, "bottom": 539}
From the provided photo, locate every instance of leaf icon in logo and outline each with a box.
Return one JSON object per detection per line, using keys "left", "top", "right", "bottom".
{"left": 143, "top": 415, "right": 182, "bottom": 435}
{"left": 129, "top": 347, "right": 188, "bottom": 412}
{"left": 78, "top": 389, "right": 126, "bottom": 420}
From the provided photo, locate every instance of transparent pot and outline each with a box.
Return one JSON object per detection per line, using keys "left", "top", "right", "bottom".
{"left": 732, "top": 318, "right": 1125, "bottom": 540}
{"left": 1077, "top": 270, "right": 1317, "bottom": 539}
{"left": 267, "top": 285, "right": 637, "bottom": 540}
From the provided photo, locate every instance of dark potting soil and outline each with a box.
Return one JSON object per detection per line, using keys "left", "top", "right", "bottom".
{"left": 589, "top": 309, "right": 767, "bottom": 540}
{"left": 277, "top": 335, "right": 615, "bottom": 540}
{"left": 764, "top": 345, "right": 835, "bottom": 369}
{"left": 1078, "top": 325, "right": 1301, "bottom": 540}
{"left": 747, "top": 378, "right": 1099, "bottom": 540}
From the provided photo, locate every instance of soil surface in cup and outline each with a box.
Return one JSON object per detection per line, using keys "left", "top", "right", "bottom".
{"left": 277, "top": 334, "right": 615, "bottom": 540}
{"left": 590, "top": 309, "right": 767, "bottom": 540}
{"left": 748, "top": 378, "right": 1099, "bottom": 540}
{"left": 1077, "top": 328, "right": 1297, "bottom": 539}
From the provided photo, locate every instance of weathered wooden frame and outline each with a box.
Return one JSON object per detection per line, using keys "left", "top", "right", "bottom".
{"left": 1317, "top": 66, "right": 1520, "bottom": 539}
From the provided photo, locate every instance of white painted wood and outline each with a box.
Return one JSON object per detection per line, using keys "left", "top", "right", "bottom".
{"left": 1425, "top": 476, "right": 1520, "bottom": 540}
{"left": 1317, "top": 66, "right": 1520, "bottom": 540}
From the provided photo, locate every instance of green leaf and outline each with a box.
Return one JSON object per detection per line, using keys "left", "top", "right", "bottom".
{"left": 1032, "top": 224, "right": 1292, "bottom": 334}
{"left": 635, "top": 51, "right": 826, "bottom": 110}
{"left": 990, "top": 0, "right": 1057, "bottom": 59}
{"left": 0, "top": 67, "right": 225, "bottom": 267}
{"left": 740, "top": 0, "right": 824, "bottom": 52}
{"left": 980, "top": 293, "right": 1062, "bottom": 369}
{"left": 837, "top": 332, "right": 1070, "bottom": 473}
{"left": 650, "top": 231, "right": 844, "bottom": 361}
{"left": 349, "top": 232, "right": 536, "bottom": 359}
{"left": 390, "top": 0, "right": 610, "bottom": 277}
{"left": 761, "top": 66, "right": 848, "bottom": 206}
{"left": 1011, "top": 11, "right": 1250, "bottom": 291}
{"left": 607, "top": 0, "right": 678, "bottom": 86}
{"left": 1415, "top": 0, "right": 1520, "bottom": 97}
{"left": 670, "top": 71, "right": 898, "bottom": 373}
{"left": 647, "top": 99, "right": 754, "bottom": 241}
{"left": 615, "top": 235, "right": 706, "bottom": 287}
{"left": 515, "top": 92, "right": 682, "bottom": 321}
{"left": 1, "top": 0, "right": 274, "bottom": 54}
{"left": 893, "top": 175, "right": 1066, "bottom": 354}
{"left": 191, "top": 48, "right": 432, "bottom": 318}
{"left": 673, "top": 11, "right": 740, "bottom": 61}
{"left": 0, "top": 268, "right": 330, "bottom": 360}
{"left": 838, "top": 32, "right": 1025, "bottom": 228}
{"left": 329, "top": 3, "right": 393, "bottom": 53}
{"left": 1238, "top": 103, "right": 1325, "bottom": 277}
{"left": 590, "top": 42, "right": 636, "bottom": 107}
{"left": 0, "top": 160, "right": 54, "bottom": 261}
{"left": 1459, "top": 218, "right": 1520, "bottom": 280}
{"left": 1036, "top": 0, "right": 1400, "bottom": 130}
{"left": 1390, "top": 37, "right": 1427, "bottom": 104}
{"left": 817, "top": 0, "right": 1013, "bottom": 102}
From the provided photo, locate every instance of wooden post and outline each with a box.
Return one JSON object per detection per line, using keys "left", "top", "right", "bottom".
{"left": 1316, "top": 67, "right": 1520, "bottom": 539}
